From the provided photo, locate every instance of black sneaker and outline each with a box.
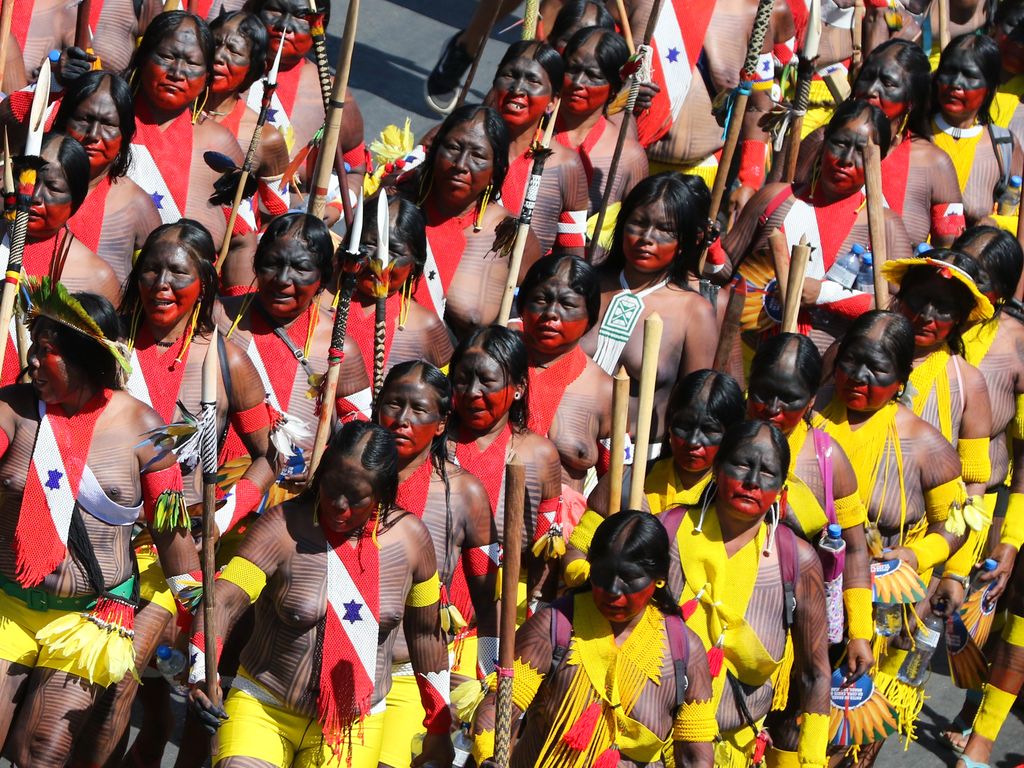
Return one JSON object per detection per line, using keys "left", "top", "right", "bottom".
{"left": 425, "top": 32, "right": 474, "bottom": 115}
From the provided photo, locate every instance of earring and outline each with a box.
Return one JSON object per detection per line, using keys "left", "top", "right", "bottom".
{"left": 474, "top": 184, "right": 492, "bottom": 232}
{"left": 175, "top": 299, "right": 203, "bottom": 365}
{"left": 191, "top": 87, "right": 210, "bottom": 125}
{"left": 655, "top": 579, "right": 666, "bottom": 589}
{"left": 513, "top": 391, "right": 522, "bottom": 400}
{"left": 398, "top": 278, "right": 413, "bottom": 330}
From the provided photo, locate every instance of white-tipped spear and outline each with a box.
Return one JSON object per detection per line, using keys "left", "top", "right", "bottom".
{"left": 0, "top": 58, "right": 50, "bottom": 378}
{"left": 200, "top": 328, "right": 221, "bottom": 707}
{"left": 782, "top": 0, "right": 820, "bottom": 182}
{"left": 215, "top": 27, "right": 285, "bottom": 273}
{"left": 371, "top": 191, "right": 390, "bottom": 400}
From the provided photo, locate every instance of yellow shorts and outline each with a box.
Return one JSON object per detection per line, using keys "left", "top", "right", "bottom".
{"left": 649, "top": 156, "right": 718, "bottom": 191}
{"left": 379, "top": 673, "right": 423, "bottom": 768}
{"left": 215, "top": 678, "right": 385, "bottom": 768}
{"left": 0, "top": 589, "right": 100, "bottom": 679}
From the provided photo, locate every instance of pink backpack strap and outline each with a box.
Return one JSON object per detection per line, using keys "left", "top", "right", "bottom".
{"left": 811, "top": 427, "right": 836, "bottom": 527}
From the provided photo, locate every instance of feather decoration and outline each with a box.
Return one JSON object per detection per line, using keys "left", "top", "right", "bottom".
{"left": 136, "top": 399, "right": 217, "bottom": 472}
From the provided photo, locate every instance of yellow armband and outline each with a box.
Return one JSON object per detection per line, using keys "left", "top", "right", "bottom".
{"left": 471, "top": 729, "right": 495, "bottom": 766}
{"left": 843, "top": 587, "right": 873, "bottom": 642}
{"left": 1000, "top": 492, "right": 1024, "bottom": 549}
{"left": 1010, "top": 394, "right": 1024, "bottom": 441}
{"left": 925, "top": 477, "right": 967, "bottom": 525}
{"left": 563, "top": 558, "right": 591, "bottom": 588}
{"left": 907, "top": 533, "right": 951, "bottom": 573}
{"left": 511, "top": 658, "right": 546, "bottom": 711}
{"left": 406, "top": 572, "right": 440, "bottom": 608}
{"left": 1002, "top": 612, "right": 1024, "bottom": 646}
{"left": 958, "top": 437, "right": 992, "bottom": 486}
{"left": 671, "top": 697, "right": 718, "bottom": 742}
{"left": 797, "top": 712, "right": 830, "bottom": 768}
{"left": 567, "top": 509, "right": 603, "bottom": 555}
{"left": 834, "top": 491, "right": 867, "bottom": 529}
{"left": 220, "top": 557, "right": 267, "bottom": 603}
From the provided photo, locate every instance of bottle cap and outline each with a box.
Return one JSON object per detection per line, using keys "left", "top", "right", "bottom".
{"left": 983, "top": 558, "right": 998, "bottom": 571}
{"left": 1012, "top": 175, "right": 1022, "bottom": 186}
{"left": 827, "top": 523, "right": 842, "bottom": 538}
{"left": 851, "top": 244, "right": 865, "bottom": 255}
{"left": 155, "top": 644, "right": 172, "bottom": 660}
{"left": 48, "top": 49, "right": 61, "bottom": 63}
{"left": 862, "top": 253, "right": 873, "bottom": 265}
{"left": 916, "top": 242, "right": 934, "bottom": 254}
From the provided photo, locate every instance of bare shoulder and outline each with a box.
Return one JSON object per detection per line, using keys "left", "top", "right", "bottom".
{"left": 110, "top": 388, "right": 163, "bottom": 431}
{"left": 515, "top": 429, "right": 561, "bottom": 466}
{"left": 388, "top": 507, "right": 434, "bottom": 554}
{"left": 548, "top": 140, "right": 582, "bottom": 167}
{"left": 792, "top": 532, "right": 823, "bottom": 574}
{"left": 446, "top": 463, "right": 491, "bottom": 508}
{"left": 197, "top": 119, "right": 243, "bottom": 159}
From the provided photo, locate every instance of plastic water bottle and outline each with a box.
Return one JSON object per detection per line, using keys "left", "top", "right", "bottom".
{"left": 874, "top": 603, "right": 902, "bottom": 637}
{"left": 155, "top": 644, "right": 187, "bottom": 693}
{"left": 825, "top": 243, "right": 865, "bottom": 290}
{"left": 998, "top": 175, "right": 1022, "bottom": 216}
{"left": 897, "top": 614, "right": 944, "bottom": 686}
{"left": 915, "top": 242, "right": 933, "bottom": 255}
{"left": 968, "top": 558, "right": 998, "bottom": 599}
{"left": 854, "top": 251, "right": 875, "bottom": 294}
{"left": 453, "top": 729, "right": 473, "bottom": 767}
{"left": 819, "top": 524, "right": 847, "bottom": 644}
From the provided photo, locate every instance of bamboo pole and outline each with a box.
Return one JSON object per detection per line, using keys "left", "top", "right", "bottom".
{"left": 768, "top": 228, "right": 790, "bottom": 311}
{"left": 781, "top": 238, "right": 811, "bottom": 333}
{"left": 713, "top": 280, "right": 747, "bottom": 371}
{"left": 0, "top": 0, "right": 15, "bottom": 89}
{"left": 628, "top": 313, "right": 663, "bottom": 509}
{"left": 615, "top": 0, "right": 635, "bottom": 53}
{"left": 863, "top": 137, "right": 889, "bottom": 307}
{"left": 200, "top": 329, "right": 221, "bottom": 706}
{"left": 494, "top": 459, "right": 525, "bottom": 766}
{"left": 608, "top": 366, "right": 629, "bottom": 516}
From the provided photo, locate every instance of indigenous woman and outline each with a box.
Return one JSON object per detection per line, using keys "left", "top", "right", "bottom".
{"left": 491, "top": 41, "right": 590, "bottom": 257}
{"left": 125, "top": 11, "right": 245, "bottom": 246}
{"left": 567, "top": 369, "right": 746, "bottom": 586}
{"left": 0, "top": 285, "right": 199, "bottom": 764}
{"left": 813, "top": 310, "right": 968, "bottom": 762}
{"left": 933, "top": 228, "right": 1024, "bottom": 750}
{"left": 469, "top": 510, "right": 715, "bottom": 768}
{"left": 662, "top": 420, "right": 831, "bottom": 768}
{"left": 581, "top": 172, "right": 717, "bottom": 452}
{"left": 0, "top": 133, "right": 119, "bottom": 387}
{"left": 74, "top": 219, "right": 277, "bottom": 768}
{"left": 554, "top": 26, "right": 648, "bottom": 215}
{"left": 448, "top": 326, "right": 563, "bottom": 603}
{"left": 930, "top": 33, "right": 1024, "bottom": 226}
{"left": 374, "top": 362, "right": 498, "bottom": 768}
{"left": 188, "top": 420, "right": 454, "bottom": 768}
{"left": 517, "top": 254, "right": 612, "bottom": 493}
{"left": 545, "top": 0, "right": 615, "bottom": 53}
{"left": 745, "top": 334, "right": 874, "bottom": 759}
{"left": 53, "top": 71, "right": 162, "bottom": 283}
{"left": 716, "top": 100, "right": 913, "bottom": 352}
{"left": 990, "top": 0, "right": 1024, "bottom": 148}
{"left": 345, "top": 195, "right": 453, "bottom": 382}
{"left": 221, "top": 213, "right": 370, "bottom": 491}
{"left": 247, "top": 0, "right": 366, "bottom": 214}
{"left": 412, "top": 104, "right": 539, "bottom": 340}
{"left": 795, "top": 39, "right": 965, "bottom": 248}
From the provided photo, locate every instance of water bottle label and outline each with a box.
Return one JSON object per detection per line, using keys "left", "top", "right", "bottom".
{"left": 825, "top": 264, "right": 858, "bottom": 290}
{"left": 916, "top": 623, "right": 941, "bottom": 650}
{"left": 825, "top": 576, "right": 844, "bottom": 644}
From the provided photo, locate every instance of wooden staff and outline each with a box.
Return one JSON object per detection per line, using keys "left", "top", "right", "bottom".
{"left": 494, "top": 459, "right": 525, "bottom": 767}
{"left": 371, "top": 191, "right": 390, "bottom": 399}
{"left": 522, "top": 0, "right": 540, "bottom": 39}
{"left": 628, "top": 313, "right": 663, "bottom": 509}
{"left": 456, "top": 1, "right": 505, "bottom": 109}
{"left": 75, "top": 0, "right": 92, "bottom": 50}
{"left": 200, "top": 328, "right": 221, "bottom": 706}
{"left": 0, "top": 63, "right": 48, "bottom": 379}
{"left": 308, "top": 190, "right": 364, "bottom": 479}
{"left": 713, "top": 280, "right": 747, "bottom": 371}
{"left": 768, "top": 228, "right": 790, "bottom": 310}
{"left": 307, "top": 0, "right": 359, "bottom": 220}
{"left": 781, "top": 237, "right": 811, "bottom": 332}
{"left": 862, "top": 137, "right": 890, "bottom": 307}
{"left": 782, "top": 0, "right": 821, "bottom": 182}
{"left": 587, "top": 0, "right": 666, "bottom": 261}
{"left": 215, "top": 34, "right": 284, "bottom": 272}
{"left": 608, "top": 366, "right": 629, "bottom": 516}
{"left": 615, "top": 0, "right": 635, "bottom": 53}
{"left": 0, "top": 0, "right": 15, "bottom": 88}
{"left": 851, "top": 0, "right": 865, "bottom": 78}
{"left": 698, "top": 0, "right": 776, "bottom": 273}
{"left": 938, "top": 0, "right": 950, "bottom": 50}
{"left": 497, "top": 100, "right": 561, "bottom": 325}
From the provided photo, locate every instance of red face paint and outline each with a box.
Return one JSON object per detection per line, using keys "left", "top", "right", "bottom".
{"left": 937, "top": 83, "right": 987, "bottom": 117}
{"left": 140, "top": 23, "right": 208, "bottom": 114}
{"left": 563, "top": 79, "right": 610, "bottom": 115}
{"left": 821, "top": 149, "right": 866, "bottom": 195}
{"left": 591, "top": 583, "right": 656, "bottom": 623}
{"left": 64, "top": 82, "right": 123, "bottom": 177}
{"left": 376, "top": 377, "right": 446, "bottom": 461}
{"left": 717, "top": 474, "right": 778, "bottom": 517}
{"left": 316, "top": 454, "right": 379, "bottom": 535}
{"left": 432, "top": 115, "right": 495, "bottom": 212}
{"left": 452, "top": 349, "right": 519, "bottom": 433}
{"left": 834, "top": 368, "right": 902, "bottom": 412}
{"left": 28, "top": 322, "right": 77, "bottom": 404}
{"left": 137, "top": 239, "right": 203, "bottom": 331}
{"left": 493, "top": 55, "right": 553, "bottom": 130}
{"left": 748, "top": 399, "right": 807, "bottom": 434}
{"left": 255, "top": 236, "right": 322, "bottom": 321}
{"left": 670, "top": 433, "right": 719, "bottom": 473}
{"left": 622, "top": 199, "right": 678, "bottom": 274}
{"left": 211, "top": 26, "right": 251, "bottom": 97}
{"left": 715, "top": 430, "right": 784, "bottom": 517}
{"left": 521, "top": 269, "right": 592, "bottom": 355}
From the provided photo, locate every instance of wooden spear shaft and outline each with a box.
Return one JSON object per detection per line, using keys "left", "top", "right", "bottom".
{"left": 455, "top": 0, "right": 505, "bottom": 109}
{"left": 608, "top": 366, "right": 630, "bottom": 516}
{"left": 863, "top": 137, "right": 889, "bottom": 307}
{"left": 494, "top": 459, "right": 525, "bottom": 767}
{"left": 0, "top": 0, "right": 14, "bottom": 89}
{"left": 781, "top": 238, "right": 811, "bottom": 333}
{"left": 201, "top": 329, "right": 221, "bottom": 706}
{"left": 307, "top": 0, "right": 359, "bottom": 220}
{"left": 628, "top": 313, "right": 663, "bottom": 509}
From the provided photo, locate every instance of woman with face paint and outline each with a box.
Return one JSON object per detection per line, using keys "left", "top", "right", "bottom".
{"left": 746, "top": 335, "right": 874, "bottom": 762}
{"left": 221, "top": 213, "right": 370, "bottom": 493}
{"left": 0, "top": 287, "right": 201, "bottom": 766}
{"left": 373, "top": 362, "right": 497, "bottom": 768}
{"left": 72, "top": 219, "right": 276, "bottom": 768}
{"left": 247, "top": 0, "right": 366, "bottom": 218}
{"left": 125, "top": 11, "right": 245, "bottom": 248}
{"left": 554, "top": 27, "right": 648, "bottom": 217}
{"left": 661, "top": 420, "right": 831, "bottom": 768}
{"left": 0, "top": 133, "right": 120, "bottom": 386}
{"left": 813, "top": 310, "right": 968, "bottom": 761}
{"left": 517, "top": 254, "right": 612, "bottom": 493}
{"left": 545, "top": 0, "right": 616, "bottom": 53}
{"left": 344, "top": 195, "right": 453, "bottom": 381}
{"left": 448, "top": 326, "right": 564, "bottom": 605}
{"left": 52, "top": 72, "right": 163, "bottom": 284}
{"left": 582, "top": 172, "right": 718, "bottom": 453}
{"left": 491, "top": 40, "right": 590, "bottom": 257}
{"left": 988, "top": 0, "right": 1024, "bottom": 151}
{"left": 931, "top": 33, "right": 1024, "bottom": 226}
{"left": 467, "top": 510, "right": 715, "bottom": 768}
{"left": 188, "top": 421, "right": 455, "bottom": 768}
{"left": 930, "top": 228, "right": 1024, "bottom": 752}
{"left": 717, "top": 101, "right": 913, "bottom": 352}
{"left": 412, "top": 104, "right": 540, "bottom": 341}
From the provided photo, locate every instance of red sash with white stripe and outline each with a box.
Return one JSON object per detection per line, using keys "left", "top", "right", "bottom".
{"left": 129, "top": 106, "right": 194, "bottom": 224}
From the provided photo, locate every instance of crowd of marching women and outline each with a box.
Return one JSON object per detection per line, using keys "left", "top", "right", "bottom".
{"left": 3, "top": 0, "right": 1024, "bottom": 766}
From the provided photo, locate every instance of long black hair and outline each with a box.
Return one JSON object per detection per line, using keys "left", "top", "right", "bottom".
{"left": 417, "top": 104, "right": 510, "bottom": 203}
{"left": 664, "top": 369, "right": 745, "bottom": 449}
{"left": 588, "top": 509, "right": 680, "bottom": 617}
{"left": 561, "top": 26, "right": 630, "bottom": 96}
{"left": 129, "top": 11, "right": 215, "bottom": 86}
{"left": 855, "top": 39, "right": 932, "bottom": 139}
{"left": 604, "top": 172, "right": 712, "bottom": 287}
{"left": 449, "top": 325, "right": 530, "bottom": 431}
{"left": 934, "top": 33, "right": 1002, "bottom": 125}
{"left": 120, "top": 219, "right": 218, "bottom": 336}
{"left": 516, "top": 253, "right": 601, "bottom": 329}
{"left": 838, "top": 310, "right": 917, "bottom": 385}
{"left": 52, "top": 72, "right": 135, "bottom": 180}
{"left": 31, "top": 292, "right": 124, "bottom": 391}
{"left": 210, "top": 10, "right": 269, "bottom": 92}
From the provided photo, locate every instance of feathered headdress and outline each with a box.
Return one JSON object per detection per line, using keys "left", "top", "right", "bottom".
{"left": 23, "top": 277, "right": 131, "bottom": 378}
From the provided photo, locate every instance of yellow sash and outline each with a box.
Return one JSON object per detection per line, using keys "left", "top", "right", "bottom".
{"left": 962, "top": 317, "right": 1000, "bottom": 368}
{"left": 993, "top": 75, "right": 1024, "bottom": 129}
{"left": 644, "top": 458, "right": 713, "bottom": 514}
{"left": 908, "top": 348, "right": 953, "bottom": 442}
{"left": 931, "top": 121, "right": 985, "bottom": 193}
{"left": 785, "top": 421, "right": 829, "bottom": 538}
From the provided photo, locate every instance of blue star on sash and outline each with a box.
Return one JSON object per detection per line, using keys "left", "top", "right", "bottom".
{"left": 151, "top": 192, "right": 164, "bottom": 210}
{"left": 45, "top": 469, "right": 63, "bottom": 491}
{"left": 343, "top": 600, "right": 363, "bottom": 623}
{"left": 667, "top": 47, "right": 680, "bottom": 64}
{"left": 266, "top": 107, "right": 278, "bottom": 124}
